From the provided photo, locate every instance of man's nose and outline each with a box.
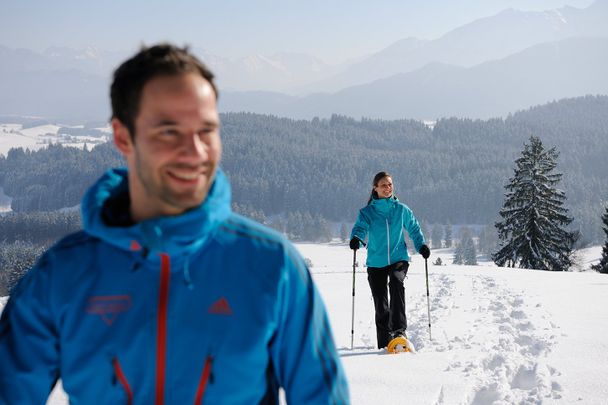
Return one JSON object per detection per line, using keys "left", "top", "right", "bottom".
{"left": 181, "top": 133, "right": 208, "bottom": 159}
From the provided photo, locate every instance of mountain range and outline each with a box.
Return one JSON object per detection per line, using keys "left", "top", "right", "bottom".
{"left": 297, "top": 0, "right": 608, "bottom": 94}
{"left": 221, "top": 37, "right": 608, "bottom": 120}
{"left": 0, "top": 0, "right": 607, "bottom": 121}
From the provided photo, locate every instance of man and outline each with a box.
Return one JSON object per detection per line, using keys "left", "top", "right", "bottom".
{"left": 0, "top": 44, "right": 349, "bottom": 404}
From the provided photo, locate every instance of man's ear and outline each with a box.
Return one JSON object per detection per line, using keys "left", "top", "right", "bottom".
{"left": 112, "top": 118, "right": 133, "bottom": 155}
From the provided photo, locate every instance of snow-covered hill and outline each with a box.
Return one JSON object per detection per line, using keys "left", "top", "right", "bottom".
{"left": 1, "top": 244, "right": 606, "bottom": 404}
{"left": 0, "top": 123, "right": 111, "bottom": 157}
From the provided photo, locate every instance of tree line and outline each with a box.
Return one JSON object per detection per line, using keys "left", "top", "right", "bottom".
{"left": 2, "top": 96, "right": 608, "bottom": 292}
{"left": 2, "top": 95, "right": 607, "bottom": 245}
{"left": 0, "top": 142, "right": 123, "bottom": 211}
{"left": 0, "top": 210, "right": 81, "bottom": 294}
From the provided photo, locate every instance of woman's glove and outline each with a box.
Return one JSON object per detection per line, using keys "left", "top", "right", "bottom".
{"left": 419, "top": 244, "right": 430, "bottom": 259}
{"left": 349, "top": 237, "right": 360, "bottom": 250}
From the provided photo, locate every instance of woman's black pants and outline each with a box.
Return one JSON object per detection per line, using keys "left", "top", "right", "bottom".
{"left": 367, "top": 261, "right": 409, "bottom": 349}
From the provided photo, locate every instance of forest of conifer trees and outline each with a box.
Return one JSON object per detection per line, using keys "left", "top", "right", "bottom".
{"left": 1, "top": 95, "right": 607, "bottom": 290}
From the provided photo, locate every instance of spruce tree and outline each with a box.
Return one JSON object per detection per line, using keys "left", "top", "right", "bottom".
{"left": 313, "top": 214, "right": 333, "bottom": 242}
{"left": 592, "top": 205, "right": 608, "bottom": 274}
{"left": 431, "top": 224, "right": 443, "bottom": 249}
{"left": 452, "top": 242, "right": 464, "bottom": 265}
{"left": 478, "top": 224, "right": 498, "bottom": 257}
{"left": 421, "top": 221, "right": 431, "bottom": 245}
{"left": 444, "top": 224, "right": 453, "bottom": 248}
{"left": 493, "top": 136, "right": 576, "bottom": 271}
{"left": 340, "top": 223, "right": 349, "bottom": 242}
{"left": 461, "top": 228, "right": 478, "bottom": 265}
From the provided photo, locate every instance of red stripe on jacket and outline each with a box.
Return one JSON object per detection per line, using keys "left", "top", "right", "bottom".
{"left": 156, "top": 253, "right": 171, "bottom": 405}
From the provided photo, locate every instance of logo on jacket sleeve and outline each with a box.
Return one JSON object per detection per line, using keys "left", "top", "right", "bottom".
{"left": 86, "top": 295, "right": 132, "bottom": 325}
{"left": 208, "top": 297, "right": 233, "bottom": 316}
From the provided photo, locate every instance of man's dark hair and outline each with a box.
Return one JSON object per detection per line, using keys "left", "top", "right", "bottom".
{"left": 110, "top": 43, "right": 218, "bottom": 138}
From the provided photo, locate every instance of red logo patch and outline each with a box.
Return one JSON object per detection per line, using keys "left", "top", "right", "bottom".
{"left": 208, "top": 297, "right": 233, "bottom": 316}
{"left": 86, "top": 295, "right": 132, "bottom": 325}
{"left": 130, "top": 240, "right": 142, "bottom": 251}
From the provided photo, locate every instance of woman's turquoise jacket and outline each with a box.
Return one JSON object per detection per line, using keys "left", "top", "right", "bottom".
{"left": 351, "top": 196, "right": 426, "bottom": 268}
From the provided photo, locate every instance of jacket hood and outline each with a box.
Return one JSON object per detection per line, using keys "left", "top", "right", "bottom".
{"left": 81, "top": 167, "right": 232, "bottom": 259}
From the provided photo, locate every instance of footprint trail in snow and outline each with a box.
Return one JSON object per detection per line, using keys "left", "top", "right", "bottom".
{"left": 424, "top": 273, "right": 564, "bottom": 404}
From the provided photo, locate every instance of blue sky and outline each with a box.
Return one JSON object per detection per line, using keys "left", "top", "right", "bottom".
{"left": 0, "top": 0, "right": 595, "bottom": 64}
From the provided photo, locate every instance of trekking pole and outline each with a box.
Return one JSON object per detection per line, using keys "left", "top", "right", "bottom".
{"left": 424, "top": 258, "right": 432, "bottom": 340}
{"left": 350, "top": 249, "right": 357, "bottom": 350}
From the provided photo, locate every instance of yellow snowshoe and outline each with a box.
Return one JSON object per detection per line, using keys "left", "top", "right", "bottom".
{"left": 387, "top": 335, "right": 414, "bottom": 354}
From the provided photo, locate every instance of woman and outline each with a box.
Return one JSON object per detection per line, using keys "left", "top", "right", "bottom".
{"left": 350, "top": 171, "right": 430, "bottom": 349}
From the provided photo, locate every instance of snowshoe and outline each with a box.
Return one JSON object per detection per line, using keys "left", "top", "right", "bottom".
{"left": 387, "top": 334, "right": 414, "bottom": 354}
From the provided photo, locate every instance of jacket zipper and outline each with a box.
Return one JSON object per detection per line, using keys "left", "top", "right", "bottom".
{"left": 386, "top": 219, "right": 391, "bottom": 265}
{"left": 193, "top": 356, "right": 214, "bottom": 405}
{"left": 156, "top": 253, "right": 171, "bottom": 405}
{"left": 113, "top": 357, "right": 133, "bottom": 405}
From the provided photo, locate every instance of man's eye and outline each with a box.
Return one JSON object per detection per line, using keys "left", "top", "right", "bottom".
{"left": 199, "top": 127, "right": 216, "bottom": 136}
{"left": 161, "top": 129, "right": 179, "bottom": 136}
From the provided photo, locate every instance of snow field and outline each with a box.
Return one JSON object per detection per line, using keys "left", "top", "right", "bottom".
{"left": 301, "top": 243, "right": 608, "bottom": 404}
{"left": 1, "top": 243, "right": 606, "bottom": 404}
{"left": 0, "top": 123, "right": 111, "bottom": 157}
{"left": 0, "top": 124, "right": 49, "bottom": 156}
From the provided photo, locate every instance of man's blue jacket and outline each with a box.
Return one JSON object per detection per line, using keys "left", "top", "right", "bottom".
{"left": 351, "top": 196, "right": 426, "bottom": 268}
{"left": 0, "top": 168, "right": 349, "bottom": 404}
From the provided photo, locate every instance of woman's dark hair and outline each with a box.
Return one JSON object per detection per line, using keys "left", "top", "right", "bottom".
{"left": 110, "top": 43, "right": 218, "bottom": 139}
{"left": 367, "top": 171, "right": 392, "bottom": 205}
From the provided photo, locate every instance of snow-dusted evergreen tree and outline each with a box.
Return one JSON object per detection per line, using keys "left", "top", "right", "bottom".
{"left": 461, "top": 228, "right": 478, "bottom": 265}
{"left": 431, "top": 224, "right": 443, "bottom": 249}
{"left": 464, "top": 242, "right": 478, "bottom": 265}
{"left": 421, "top": 221, "right": 431, "bottom": 245}
{"left": 493, "top": 136, "right": 575, "bottom": 271}
{"left": 591, "top": 205, "right": 608, "bottom": 274}
{"left": 444, "top": 224, "right": 453, "bottom": 248}
{"left": 340, "top": 223, "right": 349, "bottom": 242}
{"left": 452, "top": 242, "right": 464, "bottom": 265}
{"left": 478, "top": 224, "right": 498, "bottom": 257}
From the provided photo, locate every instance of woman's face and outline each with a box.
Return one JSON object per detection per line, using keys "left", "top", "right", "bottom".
{"left": 374, "top": 176, "right": 393, "bottom": 199}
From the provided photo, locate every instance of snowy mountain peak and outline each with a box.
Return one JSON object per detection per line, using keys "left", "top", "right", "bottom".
{"left": 241, "top": 54, "right": 287, "bottom": 72}
{"left": 44, "top": 46, "right": 101, "bottom": 61}
{"left": 543, "top": 9, "right": 568, "bottom": 29}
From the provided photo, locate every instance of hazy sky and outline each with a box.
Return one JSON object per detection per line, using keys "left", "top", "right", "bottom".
{"left": 0, "top": 0, "right": 595, "bottom": 64}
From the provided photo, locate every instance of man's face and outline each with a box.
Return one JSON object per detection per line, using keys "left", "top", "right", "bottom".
{"left": 113, "top": 73, "right": 221, "bottom": 221}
